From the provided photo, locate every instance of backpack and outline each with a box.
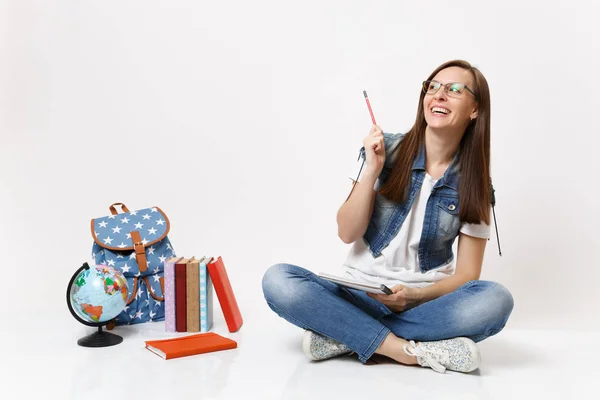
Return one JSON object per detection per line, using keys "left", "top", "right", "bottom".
{"left": 90, "top": 203, "right": 176, "bottom": 326}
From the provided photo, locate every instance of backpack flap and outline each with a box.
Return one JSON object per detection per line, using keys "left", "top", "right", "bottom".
{"left": 90, "top": 205, "right": 171, "bottom": 274}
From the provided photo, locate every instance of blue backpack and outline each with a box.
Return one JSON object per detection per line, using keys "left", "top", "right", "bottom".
{"left": 91, "top": 203, "right": 177, "bottom": 327}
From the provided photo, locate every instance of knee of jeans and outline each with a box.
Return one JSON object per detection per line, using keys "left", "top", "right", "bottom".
{"left": 261, "top": 263, "right": 301, "bottom": 309}
{"left": 492, "top": 282, "right": 514, "bottom": 320}
{"left": 457, "top": 281, "right": 514, "bottom": 332}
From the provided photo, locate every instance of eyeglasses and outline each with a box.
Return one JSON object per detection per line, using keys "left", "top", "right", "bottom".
{"left": 422, "top": 80, "right": 476, "bottom": 98}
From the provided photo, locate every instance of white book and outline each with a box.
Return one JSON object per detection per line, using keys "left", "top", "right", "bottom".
{"left": 199, "top": 256, "right": 214, "bottom": 332}
{"left": 317, "top": 272, "right": 393, "bottom": 295}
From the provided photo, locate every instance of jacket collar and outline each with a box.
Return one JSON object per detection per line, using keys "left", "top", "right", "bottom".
{"left": 412, "top": 144, "right": 460, "bottom": 190}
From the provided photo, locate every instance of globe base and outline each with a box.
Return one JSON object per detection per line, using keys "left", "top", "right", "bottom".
{"left": 77, "top": 326, "right": 123, "bottom": 347}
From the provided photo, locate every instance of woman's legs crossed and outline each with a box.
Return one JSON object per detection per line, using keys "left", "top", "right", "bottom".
{"left": 262, "top": 265, "right": 514, "bottom": 363}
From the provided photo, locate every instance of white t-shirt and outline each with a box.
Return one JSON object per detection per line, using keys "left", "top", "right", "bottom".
{"left": 342, "top": 155, "right": 491, "bottom": 288}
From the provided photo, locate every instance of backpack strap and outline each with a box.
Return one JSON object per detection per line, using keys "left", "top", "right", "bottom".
{"left": 109, "top": 202, "right": 130, "bottom": 215}
{"left": 130, "top": 231, "right": 148, "bottom": 272}
{"left": 490, "top": 181, "right": 502, "bottom": 256}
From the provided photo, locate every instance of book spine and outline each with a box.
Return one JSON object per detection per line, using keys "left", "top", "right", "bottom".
{"left": 207, "top": 256, "right": 243, "bottom": 332}
{"left": 186, "top": 262, "right": 200, "bottom": 332}
{"left": 175, "top": 263, "right": 187, "bottom": 332}
{"left": 200, "top": 262, "right": 213, "bottom": 332}
{"left": 164, "top": 260, "right": 176, "bottom": 332}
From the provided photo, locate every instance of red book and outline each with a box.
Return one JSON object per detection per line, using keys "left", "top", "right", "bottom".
{"left": 207, "top": 256, "right": 243, "bottom": 332}
{"left": 145, "top": 332, "right": 237, "bottom": 360}
{"left": 175, "top": 258, "right": 190, "bottom": 332}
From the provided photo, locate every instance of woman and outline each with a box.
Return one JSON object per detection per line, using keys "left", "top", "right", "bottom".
{"left": 261, "top": 60, "right": 514, "bottom": 374}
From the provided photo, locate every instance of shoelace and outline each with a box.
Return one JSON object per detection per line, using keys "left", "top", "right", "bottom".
{"left": 403, "top": 340, "right": 449, "bottom": 374}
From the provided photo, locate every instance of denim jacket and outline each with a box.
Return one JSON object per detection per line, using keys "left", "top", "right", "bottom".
{"left": 359, "top": 132, "right": 463, "bottom": 273}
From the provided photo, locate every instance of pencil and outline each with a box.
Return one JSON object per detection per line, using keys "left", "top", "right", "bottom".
{"left": 363, "top": 90, "right": 377, "bottom": 125}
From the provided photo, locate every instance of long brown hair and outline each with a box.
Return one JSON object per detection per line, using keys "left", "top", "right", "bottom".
{"left": 378, "top": 60, "right": 491, "bottom": 225}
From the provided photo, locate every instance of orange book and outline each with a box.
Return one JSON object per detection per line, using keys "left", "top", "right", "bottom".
{"left": 145, "top": 332, "right": 237, "bottom": 360}
{"left": 207, "top": 256, "right": 243, "bottom": 332}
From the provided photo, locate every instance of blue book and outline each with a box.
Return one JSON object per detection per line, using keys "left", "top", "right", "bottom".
{"left": 199, "top": 256, "right": 213, "bottom": 332}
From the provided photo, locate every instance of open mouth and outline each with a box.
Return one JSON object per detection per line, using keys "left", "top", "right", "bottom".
{"left": 431, "top": 107, "right": 450, "bottom": 116}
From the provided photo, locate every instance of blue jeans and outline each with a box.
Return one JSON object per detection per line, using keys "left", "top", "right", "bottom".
{"left": 262, "top": 263, "right": 514, "bottom": 363}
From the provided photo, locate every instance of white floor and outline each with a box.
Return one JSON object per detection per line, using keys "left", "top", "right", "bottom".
{"left": 4, "top": 308, "right": 597, "bottom": 400}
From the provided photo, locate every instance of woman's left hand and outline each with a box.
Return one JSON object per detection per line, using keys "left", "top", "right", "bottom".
{"left": 367, "top": 284, "right": 423, "bottom": 313}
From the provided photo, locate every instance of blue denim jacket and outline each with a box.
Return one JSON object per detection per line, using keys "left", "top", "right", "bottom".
{"left": 360, "top": 132, "right": 462, "bottom": 273}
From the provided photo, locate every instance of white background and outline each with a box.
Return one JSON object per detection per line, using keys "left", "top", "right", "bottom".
{"left": 1, "top": 0, "right": 599, "bottom": 339}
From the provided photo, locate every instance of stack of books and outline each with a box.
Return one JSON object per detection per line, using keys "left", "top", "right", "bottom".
{"left": 163, "top": 256, "right": 243, "bottom": 333}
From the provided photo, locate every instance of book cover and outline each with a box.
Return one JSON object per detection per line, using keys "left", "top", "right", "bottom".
{"left": 207, "top": 256, "right": 243, "bottom": 333}
{"left": 175, "top": 257, "right": 191, "bottom": 332}
{"left": 199, "top": 256, "right": 213, "bottom": 332}
{"left": 164, "top": 256, "right": 183, "bottom": 332}
{"left": 186, "top": 258, "right": 200, "bottom": 332}
{"left": 145, "top": 332, "right": 237, "bottom": 360}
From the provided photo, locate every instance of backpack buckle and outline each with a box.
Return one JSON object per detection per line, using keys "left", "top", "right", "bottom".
{"left": 130, "top": 231, "right": 148, "bottom": 272}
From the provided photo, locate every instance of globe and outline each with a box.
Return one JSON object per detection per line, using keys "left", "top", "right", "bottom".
{"left": 69, "top": 263, "right": 128, "bottom": 323}
{"left": 67, "top": 262, "right": 128, "bottom": 347}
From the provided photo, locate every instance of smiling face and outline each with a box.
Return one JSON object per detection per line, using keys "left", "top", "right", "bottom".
{"left": 423, "top": 66, "right": 479, "bottom": 133}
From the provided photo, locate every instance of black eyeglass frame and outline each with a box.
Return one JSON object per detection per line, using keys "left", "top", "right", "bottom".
{"left": 423, "top": 80, "right": 477, "bottom": 98}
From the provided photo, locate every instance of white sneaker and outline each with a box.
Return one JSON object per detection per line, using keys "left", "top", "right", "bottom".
{"left": 302, "top": 330, "right": 352, "bottom": 361}
{"left": 403, "top": 337, "right": 481, "bottom": 373}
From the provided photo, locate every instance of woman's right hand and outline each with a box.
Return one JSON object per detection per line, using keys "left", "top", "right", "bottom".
{"left": 363, "top": 124, "right": 386, "bottom": 177}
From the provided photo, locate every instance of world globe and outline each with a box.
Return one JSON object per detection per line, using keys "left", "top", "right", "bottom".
{"left": 67, "top": 262, "right": 129, "bottom": 347}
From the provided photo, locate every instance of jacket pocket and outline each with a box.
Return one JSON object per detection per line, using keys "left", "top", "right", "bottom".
{"left": 437, "top": 197, "right": 460, "bottom": 236}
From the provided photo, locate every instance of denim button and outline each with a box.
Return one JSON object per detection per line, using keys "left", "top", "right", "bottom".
{"left": 448, "top": 204, "right": 456, "bottom": 211}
